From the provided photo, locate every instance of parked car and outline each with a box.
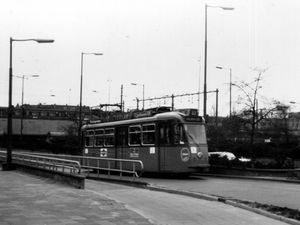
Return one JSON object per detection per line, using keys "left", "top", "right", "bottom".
{"left": 208, "top": 152, "right": 251, "bottom": 162}
{"left": 238, "top": 156, "right": 251, "bottom": 162}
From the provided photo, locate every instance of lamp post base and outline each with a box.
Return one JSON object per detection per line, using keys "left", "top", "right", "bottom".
{"left": 2, "top": 162, "right": 16, "bottom": 171}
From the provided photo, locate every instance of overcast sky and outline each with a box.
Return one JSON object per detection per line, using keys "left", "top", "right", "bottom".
{"left": 1, "top": 0, "right": 300, "bottom": 116}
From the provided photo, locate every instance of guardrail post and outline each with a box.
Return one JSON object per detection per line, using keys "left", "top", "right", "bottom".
{"left": 133, "top": 163, "right": 136, "bottom": 181}
{"left": 97, "top": 160, "right": 99, "bottom": 177}
{"left": 108, "top": 160, "right": 111, "bottom": 178}
{"left": 120, "top": 161, "right": 123, "bottom": 180}
{"left": 87, "top": 159, "right": 90, "bottom": 176}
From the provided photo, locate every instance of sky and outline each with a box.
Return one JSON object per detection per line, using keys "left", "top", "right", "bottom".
{"left": 0, "top": 0, "right": 300, "bottom": 116}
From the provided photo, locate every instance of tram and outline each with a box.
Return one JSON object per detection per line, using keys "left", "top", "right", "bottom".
{"left": 81, "top": 107, "right": 209, "bottom": 174}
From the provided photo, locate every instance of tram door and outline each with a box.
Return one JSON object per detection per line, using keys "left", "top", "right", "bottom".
{"left": 158, "top": 122, "right": 172, "bottom": 171}
{"left": 115, "top": 127, "right": 127, "bottom": 168}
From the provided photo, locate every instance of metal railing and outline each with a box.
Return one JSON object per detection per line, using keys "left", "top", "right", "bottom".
{"left": 1, "top": 151, "right": 144, "bottom": 181}
{"left": 0, "top": 151, "right": 6, "bottom": 161}
{"left": 29, "top": 153, "right": 144, "bottom": 181}
{"left": 0, "top": 151, "right": 81, "bottom": 174}
{"left": 80, "top": 156, "right": 144, "bottom": 181}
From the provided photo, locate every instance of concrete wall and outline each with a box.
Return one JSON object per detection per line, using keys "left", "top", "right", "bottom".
{"left": 1, "top": 162, "right": 85, "bottom": 189}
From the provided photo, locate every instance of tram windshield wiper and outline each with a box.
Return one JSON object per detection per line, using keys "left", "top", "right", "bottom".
{"left": 186, "top": 132, "right": 200, "bottom": 147}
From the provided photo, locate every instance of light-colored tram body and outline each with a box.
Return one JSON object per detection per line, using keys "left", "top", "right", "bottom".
{"left": 82, "top": 108, "right": 209, "bottom": 174}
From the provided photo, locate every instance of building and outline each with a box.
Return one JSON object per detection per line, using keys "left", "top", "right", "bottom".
{"left": 0, "top": 104, "right": 91, "bottom": 136}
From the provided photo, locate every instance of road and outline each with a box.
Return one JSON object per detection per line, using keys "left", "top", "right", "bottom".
{"left": 0, "top": 163, "right": 292, "bottom": 225}
{"left": 85, "top": 179, "right": 290, "bottom": 225}
{"left": 14, "top": 149, "right": 298, "bottom": 212}
{"left": 134, "top": 174, "right": 300, "bottom": 211}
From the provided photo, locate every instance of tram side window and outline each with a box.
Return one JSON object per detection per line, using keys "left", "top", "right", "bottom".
{"left": 85, "top": 130, "right": 95, "bottom": 147}
{"left": 166, "top": 125, "right": 171, "bottom": 144}
{"left": 160, "top": 123, "right": 172, "bottom": 145}
{"left": 95, "top": 129, "right": 104, "bottom": 147}
{"left": 104, "top": 128, "right": 115, "bottom": 146}
{"left": 142, "top": 124, "right": 155, "bottom": 145}
{"left": 174, "top": 124, "right": 187, "bottom": 144}
{"left": 129, "top": 126, "right": 141, "bottom": 146}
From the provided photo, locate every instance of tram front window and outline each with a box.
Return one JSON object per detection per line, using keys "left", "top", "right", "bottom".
{"left": 184, "top": 124, "right": 207, "bottom": 145}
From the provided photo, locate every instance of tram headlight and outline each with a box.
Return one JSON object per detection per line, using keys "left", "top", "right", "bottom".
{"left": 197, "top": 151, "right": 203, "bottom": 159}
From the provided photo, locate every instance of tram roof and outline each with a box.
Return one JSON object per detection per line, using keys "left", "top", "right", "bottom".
{"left": 82, "top": 107, "right": 203, "bottom": 130}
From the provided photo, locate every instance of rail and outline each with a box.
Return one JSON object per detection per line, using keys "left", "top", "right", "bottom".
{"left": 1, "top": 151, "right": 144, "bottom": 181}
{"left": 0, "top": 151, "right": 81, "bottom": 174}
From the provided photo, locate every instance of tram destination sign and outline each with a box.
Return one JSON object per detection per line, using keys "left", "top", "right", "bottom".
{"left": 185, "top": 117, "right": 202, "bottom": 122}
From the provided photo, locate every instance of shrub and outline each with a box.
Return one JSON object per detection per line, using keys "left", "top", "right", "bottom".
{"left": 208, "top": 140, "right": 297, "bottom": 169}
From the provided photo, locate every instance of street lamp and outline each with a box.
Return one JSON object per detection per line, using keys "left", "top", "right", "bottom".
{"left": 216, "top": 66, "right": 232, "bottom": 117}
{"left": 131, "top": 83, "right": 145, "bottom": 110}
{"left": 79, "top": 52, "right": 103, "bottom": 145}
{"left": 203, "top": 5, "right": 234, "bottom": 119}
{"left": 5, "top": 38, "right": 54, "bottom": 170}
{"left": 14, "top": 75, "right": 39, "bottom": 139}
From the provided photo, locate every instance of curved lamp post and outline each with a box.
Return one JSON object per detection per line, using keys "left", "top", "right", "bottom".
{"left": 79, "top": 53, "right": 103, "bottom": 146}
{"left": 216, "top": 66, "right": 232, "bottom": 117}
{"left": 14, "top": 75, "right": 39, "bottom": 139}
{"left": 5, "top": 38, "right": 54, "bottom": 170}
{"left": 131, "top": 83, "right": 145, "bottom": 110}
{"left": 203, "top": 5, "right": 234, "bottom": 119}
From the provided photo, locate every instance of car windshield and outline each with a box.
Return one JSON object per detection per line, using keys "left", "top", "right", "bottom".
{"left": 184, "top": 124, "right": 207, "bottom": 145}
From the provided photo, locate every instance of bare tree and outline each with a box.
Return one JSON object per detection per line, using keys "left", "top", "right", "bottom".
{"left": 232, "top": 68, "right": 276, "bottom": 153}
{"left": 269, "top": 103, "right": 291, "bottom": 144}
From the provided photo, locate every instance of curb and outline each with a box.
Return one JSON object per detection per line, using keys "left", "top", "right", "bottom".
{"left": 86, "top": 175, "right": 148, "bottom": 188}
{"left": 195, "top": 172, "right": 300, "bottom": 184}
{"left": 226, "top": 200, "right": 300, "bottom": 225}
{"left": 146, "top": 184, "right": 219, "bottom": 201}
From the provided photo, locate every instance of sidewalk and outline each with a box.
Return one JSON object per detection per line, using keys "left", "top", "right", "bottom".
{"left": 0, "top": 170, "right": 291, "bottom": 225}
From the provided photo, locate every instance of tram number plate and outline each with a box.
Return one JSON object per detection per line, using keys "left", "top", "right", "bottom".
{"left": 130, "top": 148, "right": 139, "bottom": 158}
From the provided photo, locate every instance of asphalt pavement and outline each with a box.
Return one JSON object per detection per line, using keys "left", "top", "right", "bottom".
{"left": 0, "top": 168, "right": 295, "bottom": 225}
